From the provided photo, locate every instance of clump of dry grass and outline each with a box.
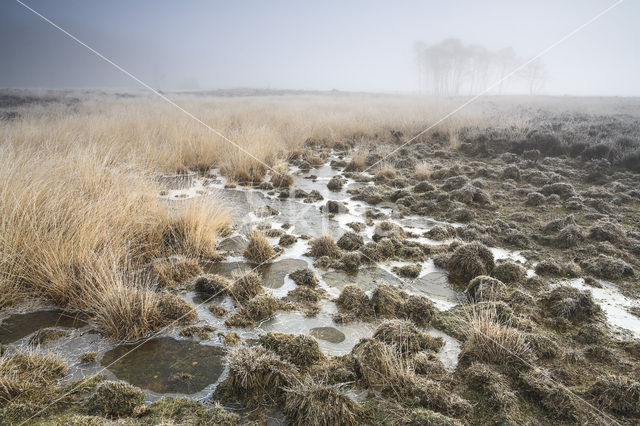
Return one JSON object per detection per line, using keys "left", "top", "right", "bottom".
{"left": 589, "top": 374, "right": 640, "bottom": 417}
{"left": 160, "top": 200, "right": 231, "bottom": 260}
{"left": 0, "top": 145, "right": 230, "bottom": 339}
{"left": 151, "top": 258, "right": 202, "bottom": 288}
{"left": 270, "top": 160, "right": 294, "bottom": 188}
{"left": 0, "top": 350, "right": 67, "bottom": 402}
{"left": 414, "top": 161, "right": 431, "bottom": 180}
{"left": 227, "top": 346, "right": 298, "bottom": 403}
{"left": 284, "top": 379, "right": 361, "bottom": 426}
{"left": 373, "top": 319, "right": 444, "bottom": 355}
{"left": 351, "top": 338, "right": 416, "bottom": 392}
{"left": 309, "top": 235, "right": 341, "bottom": 258}
{"left": 374, "top": 164, "right": 397, "bottom": 182}
{"left": 225, "top": 294, "right": 285, "bottom": 328}
{"left": 259, "top": 332, "right": 325, "bottom": 368}
{"left": 243, "top": 230, "right": 276, "bottom": 263}
{"left": 229, "top": 271, "right": 264, "bottom": 303}
{"left": 344, "top": 151, "right": 367, "bottom": 172}
{"left": 459, "top": 304, "right": 534, "bottom": 366}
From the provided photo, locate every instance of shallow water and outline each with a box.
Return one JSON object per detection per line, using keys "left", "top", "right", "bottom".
{"left": 0, "top": 310, "right": 86, "bottom": 344}
{"left": 101, "top": 337, "right": 225, "bottom": 394}
{"left": 565, "top": 278, "right": 640, "bottom": 338}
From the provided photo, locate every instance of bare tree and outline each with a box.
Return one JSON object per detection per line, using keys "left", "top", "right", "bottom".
{"left": 519, "top": 58, "right": 548, "bottom": 95}
{"left": 414, "top": 39, "right": 544, "bottom": 96}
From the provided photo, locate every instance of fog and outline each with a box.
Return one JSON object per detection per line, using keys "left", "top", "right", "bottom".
{"left": 1, "top": 0, "right": 638, "bottom": 95}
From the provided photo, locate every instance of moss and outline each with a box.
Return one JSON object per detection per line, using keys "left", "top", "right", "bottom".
{"left": 87, "top": 380, "right": 144, "bottom": 417}
{"left": 446, "top": 242, "right": 495, "bottom": 285}
{"left": 243, "top": 230, "right": 276, "bottom": 263}
{"left": 393, "top": 264, "right": 422, "bottom": 278}
{"left": 225, "top": 346, "right": 298, "bottom": 403}
{"left": 229, "top": 271, "right": 264, "bottom": 303}
{"left": 28, "top": 328, "right": 69, "bottom": 346}
{"left": 491, "top": 262, "right": 526, "bottom": 284}
{"left": 179, "top": 325, "right": 216, "bottom": 339}
{"left": 289, "top": 268, "right": 318, "bottom": 287}
{"left": 371, "top": 285, "right": 406, "bottom": 318}
{"left": 259, "top": 332, "right": 325, "bottom": 367}
{"left": 310, "top": 235, "right": 342, "bottom": 258}
{"left": 337, "top": 232, "right": 364, "bottom": 251}
{"left": 284, "top": 379, "right": 360, "bottom": 426}
{"left": 225, "top": 294, "right": 285, "bottom": 327}
{"left": 373, "top": 320, "right": 444, "bottom": 355}
{"left": 78, "top": 351, "right": 98, "bottom": 364}
{"left": 151, "top": 257, "right": 202, "bottom": 288}
{"left": 157, "top": 293, "right": 197, "bottom": 324}
{"left": 194, "top": 273, "right": 229, "bottom": 295}
{"left": 465, "top": 276, "right": 506, "bottom": 302}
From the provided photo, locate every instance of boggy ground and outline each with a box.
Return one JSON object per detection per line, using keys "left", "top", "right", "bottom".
{"left": 1, "top": 93, "right": 640, "bottom": 425}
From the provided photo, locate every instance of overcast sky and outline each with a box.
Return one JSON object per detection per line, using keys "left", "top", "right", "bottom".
{"left": 1, "top": 0, "right": 638, "bottom": 95}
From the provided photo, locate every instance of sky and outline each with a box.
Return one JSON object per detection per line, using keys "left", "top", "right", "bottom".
{"left": 0, "top": 0, "right": 638, "bottom": 95}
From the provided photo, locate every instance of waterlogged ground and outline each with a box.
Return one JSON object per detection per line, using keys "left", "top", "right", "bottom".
{"left": 2, "top": 147, "right": 640, "bottom": 424}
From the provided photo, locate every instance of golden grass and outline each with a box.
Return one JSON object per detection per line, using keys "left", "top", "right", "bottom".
{"left": 0, "top": 141, "right": 229, "bottom": 338}
{"left": 0, "top": 92, "right": 496, "bottom": 338}
{"left": 460, "top": 304, "right": 533, "bottom": 366}
{"left": 243, "top": 230, "right": 276, "bottom": 263}
{"left": 414, "top": 161, "right": 431, "bottom": 180}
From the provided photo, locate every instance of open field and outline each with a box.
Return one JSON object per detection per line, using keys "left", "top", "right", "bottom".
{"left": 1, "top": 91, "right": 640, "bottom": 424}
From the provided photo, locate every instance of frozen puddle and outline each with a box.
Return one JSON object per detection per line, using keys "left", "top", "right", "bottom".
{"left": 565, "top": 278, "right": 640, "bottom": 338}
{"left": 102, "top": 337, "right": 226, "bottom": 396}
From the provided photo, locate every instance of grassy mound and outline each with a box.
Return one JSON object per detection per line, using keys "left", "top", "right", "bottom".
{"left": 284, "top": 379, "right": 360, "bottom": 426}
{"left": 259, "top": 332, "right": 325, "bottom": 367}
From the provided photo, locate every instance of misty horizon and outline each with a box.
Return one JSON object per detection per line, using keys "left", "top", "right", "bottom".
{"left": 1, "top": 0, "right": 639, "bottom": 96}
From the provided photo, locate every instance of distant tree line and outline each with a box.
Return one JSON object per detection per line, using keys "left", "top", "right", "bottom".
{"left": 413, "top": 38, "right": 548, "bottom": 95}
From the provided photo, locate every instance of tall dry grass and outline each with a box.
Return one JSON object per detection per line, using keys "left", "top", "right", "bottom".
{"left": 0, "top": 92, "right": 494, "bottom": 338}
{"left": 0, "top": 142, "right": 230, "bottom": 338}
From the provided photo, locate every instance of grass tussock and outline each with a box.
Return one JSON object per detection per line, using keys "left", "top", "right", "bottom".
{"left": 243, "top": 230, "right": 276, "bottom": 263}
{"left": 0, "top": 146, "right": 230, "bottom": 339}
{"left": 284, "top": 379, "right": 361, "bottom": 426}
{"left": 0, "top": 351, "right": 67, "bottom": 402}
{"left": 460, "top": 304, "right": 534, "bottom": 366}
{"left": 227, "top": 346, "right": 298, "bottom": 403}
{"left": 414, "top": 161, "right": 431, "bottom": 180}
